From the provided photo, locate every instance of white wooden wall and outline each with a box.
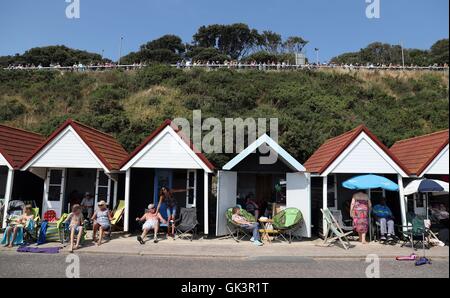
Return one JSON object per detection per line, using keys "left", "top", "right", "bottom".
{"left": 423, "top": 145, "right": 449, "bottom": 176}
{"left": 131, "top": 130, "right": 203, "bottom": 169}
{"left": 329, "top": 134, "right": 399, "bottom": 174}
{"left": 29, "top": 128, "right": 102, "bottom": 169}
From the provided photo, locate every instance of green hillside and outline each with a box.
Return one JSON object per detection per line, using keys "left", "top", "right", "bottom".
{"left": 0, "top": 66, "right": 448, "bottom": 166}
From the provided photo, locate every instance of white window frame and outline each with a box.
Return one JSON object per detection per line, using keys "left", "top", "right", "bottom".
{"left": 95, "top": 169, "right": 111, "bottom": 205}
{"left": 328, "top": 174, "right": 338, "bottom": 210}
{"left": 186, "top": 170, "right": 197, "bottom": 208}
{"left": 47, "top": 168, "right": 66, "bottom": 202}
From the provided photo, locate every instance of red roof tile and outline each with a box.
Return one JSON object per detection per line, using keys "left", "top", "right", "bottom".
{"left": 21, "top": 119, "right": 129, "bottom": 171}
{"left": 304, "top": 125, "right": 410, "bottom": 175}
{"left": 120, "top": 119, "right": 215, "bottom": 171}
{"left": 390, "top": 129, "right": 449, "bottom": 176}
{"left": 0, "top": 124, "right": 45, "bottom": 169}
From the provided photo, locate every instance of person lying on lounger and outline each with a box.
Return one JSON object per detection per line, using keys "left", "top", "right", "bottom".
{"left": 231, "top": 207, "right": 263, "bottom": 246}
{"left": 64, "top": 204, "right": 84, "bottom": 253}
{"left": 136, "top": 204, "right": 167, "bottom": 244}
{"left": 2, "top": 205, "right": 35, "bottom": 248}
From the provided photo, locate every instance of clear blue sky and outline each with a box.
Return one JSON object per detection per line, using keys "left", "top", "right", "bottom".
{"left": 0, "top": 0, "right": 448, "bottom": 62}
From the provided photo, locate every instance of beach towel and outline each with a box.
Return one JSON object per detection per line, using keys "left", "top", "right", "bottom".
{"left": 1, "top": 219, "right": 35, "bottom": 246}
{"left": 17, "top": 246, "right": 61, "bottom": 254}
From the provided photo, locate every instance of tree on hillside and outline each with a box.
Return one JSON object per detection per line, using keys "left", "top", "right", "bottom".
{"left": 140, "top": 35, "right": 186, "bottom": 54}
{"left": 122, "top": 35, "right": 186, "bottom": 64}
{"left": 1, "top": 45, "right": 107, "bottom": 67}
{"left": 283, "top": 36, "right": 308, "bottom": 53}
{"left": 193, "top": 23, "right": 259, "bottom": 59}
{"left": 331, "top": 40, "right": 449, "bottom": 66}
{"left": 257, "top": 31, "right": 283, "bottom": 54}
{"left": 430, "top": 39, "right": 449, "bottom": 65}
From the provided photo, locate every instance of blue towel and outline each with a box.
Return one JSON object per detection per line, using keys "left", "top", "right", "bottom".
{"left": 1, "top": 220, "right": 35, "bottom": 246}
{"left": 37, "top": 221, "right": 48, "bottom": 245}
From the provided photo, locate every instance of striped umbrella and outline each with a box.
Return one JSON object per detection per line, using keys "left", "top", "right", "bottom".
{"left": 404, "top": 179, "right": 449, "bottom": 220}
{"left": 404, "top": 179, "right": 449, "bottom": 196}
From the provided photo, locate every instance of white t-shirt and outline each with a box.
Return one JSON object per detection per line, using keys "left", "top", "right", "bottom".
{"left": 81, "top": 197, "right": 94, "bottom": 208}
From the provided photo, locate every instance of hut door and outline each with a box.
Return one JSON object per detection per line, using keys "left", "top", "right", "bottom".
{"left": 216, "top": 171, "right": 237, "bottom": 236}
{"left": 286, "top": 172, "right": 311, "bottom": 238}
{"left": 43, "top": 168, "right": 66, "bottom": 217}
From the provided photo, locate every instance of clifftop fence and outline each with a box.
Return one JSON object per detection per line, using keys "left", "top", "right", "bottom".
{"left": 3, "top": 63, "right": 449, "bottom": 72}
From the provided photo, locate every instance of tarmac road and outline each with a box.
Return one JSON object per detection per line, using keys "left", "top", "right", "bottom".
{"left": 0, "top": 252, "right": 448, "bottom": 278}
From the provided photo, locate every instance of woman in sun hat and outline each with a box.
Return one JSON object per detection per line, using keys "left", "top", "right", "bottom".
{"left": 92, "top": 200, "right": 113, "bottom": 246}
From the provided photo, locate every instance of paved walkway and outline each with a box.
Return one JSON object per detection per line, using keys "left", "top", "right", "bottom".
{"left": 1, "top": 232, "right": 448, "bottom": 259}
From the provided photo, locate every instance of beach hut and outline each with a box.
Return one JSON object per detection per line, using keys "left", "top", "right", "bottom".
{"left": 1, "top": 124, "right": 46, "bottom": 228}
{"left": 216, "top": 134, "right": 311, "bottom": 238}
{"left": 391, "top": 129, "right": 449, "bottom": 217}
{"left": 120, "top": 120, "right": 214, "bottom": 234}
{"left": 21, "top": 119, "right": 128, "bottom": 217}
{"left": 304, "top": 125, "right": 410, "bottom": 236}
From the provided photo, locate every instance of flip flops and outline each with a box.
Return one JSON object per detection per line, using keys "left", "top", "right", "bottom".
{"left": 137, "top": 236, "right": 145, "bottom": 245}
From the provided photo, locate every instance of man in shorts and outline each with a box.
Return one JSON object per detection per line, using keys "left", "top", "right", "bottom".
{"left": 136, "top": 204, "right": 167, "bottom": 244}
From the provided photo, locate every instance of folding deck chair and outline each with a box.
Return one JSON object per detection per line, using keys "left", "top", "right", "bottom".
{"left": 174, "top": 208, "right": 198, "bottom": 241}
{"left": 321, "top": 208, "right": 353, "bottom": 250}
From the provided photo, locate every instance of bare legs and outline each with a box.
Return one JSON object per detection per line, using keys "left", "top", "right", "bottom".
{"left": 358, "top": 232, "right": 368, "bottom": 244}
{"left": 69, "top": 226, "right": 83, "bottom": 252}
{"left": 97, "top": 227, "right": 104, "bottom": 246}
{"left": 169, "top": 215, "right": 175, "bottom": 236}
{"left": 92, "top": 223, "right": 99, "bottom": 242}
{"left": 140, "top": 222, "right": 159, "bottom": 243}
{"left": 4, "top": 226, "right": 19, "bottom": 248}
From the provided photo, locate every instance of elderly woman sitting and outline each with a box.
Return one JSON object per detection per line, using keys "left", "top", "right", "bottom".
{"left": 1, "top": 205, "right": 35, "bottom": 248}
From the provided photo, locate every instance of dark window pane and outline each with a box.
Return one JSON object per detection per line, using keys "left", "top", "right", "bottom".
{"left": 327, "top": 176, "right": 335, "bottom": 208}
{"left": 49, "top": 170, "right": 63, "bottom": 185}
{"left": 48, "top": 186, "right": 61, "bottom": 201}
{"left": 188, "top": 171, "right": 195, "bottom": 187}
{"left": 97, "top": 187, "right": 108, "bottom": 202}
{"left": 187, "top": 189, "right": 195, "bottom": 205}
{"left": 98, "top": 171, "right": 109, "bottom": 186}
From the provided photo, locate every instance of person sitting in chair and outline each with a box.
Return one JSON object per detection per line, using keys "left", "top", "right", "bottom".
{"left": 136, "top": 204, "right": 167, "bottom": 244}
{"left": 1, "top": 205, "right": 35, "bottom": 248}
{"left": 92, "top": 200, "right": 113, "bottom": 246}
{"left": 373, "top": 197, "right": 395, "bottom": 242}
{"left": 231, "top": 207, "right": 263, "bottom": 246}
{"left": 245, "top": 194, "right": 260, "bottom": 219}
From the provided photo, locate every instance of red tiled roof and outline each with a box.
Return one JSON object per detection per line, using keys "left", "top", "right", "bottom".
{"left": 21, "top": 119, "right": 129, "bottom": 171}
{"left": 120, "top": 119, "right": 215, "bottom": 171}
{"left": 304, "top": 125, "right": 410, "bottom": 175}
{"left": 0, "top": 124, "right": 45, "bottom": 169}
{"left": 390, "top": 129, "right": 449, "bottom": 176}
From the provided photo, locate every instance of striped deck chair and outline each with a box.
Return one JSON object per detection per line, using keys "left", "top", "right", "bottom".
{"left": 111, "top": 200, "right": 125, "bottom": 230}
{"left": 321, "top": 208, "right": 353, "bottom": 250}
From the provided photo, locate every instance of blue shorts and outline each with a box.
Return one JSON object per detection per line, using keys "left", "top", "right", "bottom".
{"left": 167, "top": 206, "right": 177, "bottom": 218}
{"left": 70, "top": 225, "right": 82, "bottom": 235}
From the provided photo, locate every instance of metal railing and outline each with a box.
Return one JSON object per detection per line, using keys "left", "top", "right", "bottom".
{"left": 2, "top": 63, "right": 448, "bottom": 72}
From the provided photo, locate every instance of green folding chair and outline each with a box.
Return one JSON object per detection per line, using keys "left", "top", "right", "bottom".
{"left": 321, "top": 208, "right": 353, "bottom": 250}
{"left": 225, "top": 207, "right": 256, "bottom": 242}
{"left": 272, "top": 208, "right": 303, "bottom": 243}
